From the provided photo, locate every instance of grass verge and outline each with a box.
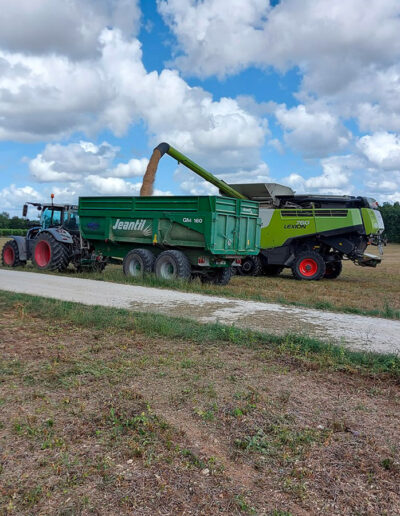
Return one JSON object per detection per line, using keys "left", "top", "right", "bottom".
{"left": 1, "top": 289, "right": 399, "bottom": 378}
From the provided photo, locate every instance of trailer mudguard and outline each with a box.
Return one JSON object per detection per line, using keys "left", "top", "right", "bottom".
{"left": 44, "top": 228, "right": 74, "bottom": 244}
{"left": 10, "top": 235, "right": 28, "bottom": 261}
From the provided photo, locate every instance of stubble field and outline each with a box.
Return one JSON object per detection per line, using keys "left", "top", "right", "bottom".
{"left": 0, "top": 292, "right": 399, "bottom": 515}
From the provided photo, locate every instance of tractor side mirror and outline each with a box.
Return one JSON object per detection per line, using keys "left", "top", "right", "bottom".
{"left": 22, "top": 204, "right": 28, "bottom": 217}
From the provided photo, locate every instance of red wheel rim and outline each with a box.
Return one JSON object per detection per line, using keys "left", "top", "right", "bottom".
{"left": 35, "top": 241, "right": 51, "bottom": 267}
{"left": 3, "top": 245, "right": 15, "bottom": 265}
{"left": 299, "top": 258, "right": 318, "bottom": 277}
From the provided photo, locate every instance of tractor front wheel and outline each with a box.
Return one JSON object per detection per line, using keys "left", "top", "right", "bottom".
{"left": 32, "top": 233, "right": 70, "bottom": 271}
{"left": 154, "top": 250, "right": 191, "bottom": 281}
{"left": 1, "top": 240, "right": 26, "bottom": 267}
{"left": 324, "top": 260, "right": 342, "bottom": 279}
{"left": 292, "top": 251, "right": 326, "bottom": 281}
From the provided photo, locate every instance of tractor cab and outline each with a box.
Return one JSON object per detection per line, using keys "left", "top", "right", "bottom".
{"left": 39, "top": 204, "right": 79, "bottom": 232}
{"left": 22, "top": 202, "right": 79, "bottom": 236}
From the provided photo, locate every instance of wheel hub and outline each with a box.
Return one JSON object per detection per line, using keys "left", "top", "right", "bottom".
{"left": 3, "top": 246, "right": 15, "bottom": 265}
{"left": 299, "top": 258, "right": 318, "bottom": 277}
{"left": 35, "top": 241, "right": 51, "bottom": 267}
{"left": 160, "top": 261, "right": 175, "bottom": 279}
{"left": 128, "top": 258, "right": 142, "bottom": 277}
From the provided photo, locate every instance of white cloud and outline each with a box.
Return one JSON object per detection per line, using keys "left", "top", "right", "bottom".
{"left": 85, "top": 176, "right": 142, "bottom": 195}
{"left": 158, "top": 0, "right": 270, "bottom": 78}
{"left": 159, "top": 0, "right": 400, "bottom": 84}
{"left": 0, "top": 184, "right": 42, "bottom": 210}
{"left": 107, "top": 158, "right": 149, "bottom": 178}
{"left": 0, "top": 28, "right": 267, "bottom": 173}
{"left": 175, "top": 161, "right": 270, "bottom": 195}
{"left": 159, "top": 0, "right": 400, "bottom": 142}
{"left": 275, "top": 104, "right": 350, "bottom": 158}
{"left": 28, "top": 141, "right": 148, "bottom": 182}
{"left": 0, "top": 0, "right": 141, "bottom": 59}
{"left": 283, "top": 155, "right": 361, "bottom": 195}
{"left": 357, "top": 132, "right": 400, "bottom": 170}
{"left": 0, "top": 177, "right": 172, "bottom": 211}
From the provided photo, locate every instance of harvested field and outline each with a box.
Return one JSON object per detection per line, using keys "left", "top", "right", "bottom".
{"left": 1, "top": 237, "right": 398, "bottom": 319}
{"left": 0, "top": 293, "right": 399, "bottom": 515}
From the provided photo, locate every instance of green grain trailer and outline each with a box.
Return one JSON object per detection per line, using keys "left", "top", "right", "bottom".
{"left": 78, "top": 195, "right": 260, "bottom": 285}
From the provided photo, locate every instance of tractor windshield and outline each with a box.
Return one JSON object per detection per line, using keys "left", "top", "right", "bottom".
{"left": 41, "top": 207, "right": 63, "bottom": 228}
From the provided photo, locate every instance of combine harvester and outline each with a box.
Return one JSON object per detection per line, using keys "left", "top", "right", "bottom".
{"left": 227, "top": 182, "right": 385, "bottom": 280}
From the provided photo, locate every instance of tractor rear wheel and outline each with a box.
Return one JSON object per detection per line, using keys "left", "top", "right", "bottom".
{"left": 154, "top": 250, "right": 191, "bottom": 281}
{"left": 123, "top": 249, "right": 155, "bottom": 278}
{"left": 262, "top": 264, "right": 283, "bottom": 276}
{"left": 201, "top": 267, "right": 232, "bottom": 286}
{"left": 1, "top": 240, "right": 26, "bottom": 267}
{"left": 324, "top": 260, "right": 342, "bottom": 279}
{"left": 32, "top": 233, "right": 70, "bottom": 271}
{"left": 292, "top": 251, "right": 326, "bottom": 281}
{"left": 239, "top": 255, "right": 263, "bottom": 276}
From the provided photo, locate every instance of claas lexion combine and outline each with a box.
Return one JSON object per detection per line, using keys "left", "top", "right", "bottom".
{"left": 2, "top": 142, "right": 384, "bottom": 283}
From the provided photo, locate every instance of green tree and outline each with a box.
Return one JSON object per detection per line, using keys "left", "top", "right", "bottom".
{"left": 379, "top": 202, "right": 400, "bottom": 243}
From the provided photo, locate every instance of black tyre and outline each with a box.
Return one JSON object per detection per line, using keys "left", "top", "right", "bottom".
{"left": 262, "top": 264, "right": 283, "bottom": 276}
{"left": 201, "top": 267, "right": 232, "bottom": 286}
{"left": 1, "top": 239, "right": 26, "bottom": 267}
{"left": 123, "top": 249, "right": 155, "bottom": 278}
{"left": 291, "top": 251, "right": 326, "bottom": 281}
{"left": 239, "top": 255, "right": 263, "bottom": 276}
{"left": 324, "top": 260, "right": 342, "bottom": 279}
{"left": 32, "top": 233, "right": 70, "bottom": 271}
{"left": 154, "top": 250, "right": 191, "bottom": 281}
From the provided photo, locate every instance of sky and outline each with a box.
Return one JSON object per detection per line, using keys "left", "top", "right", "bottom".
{"left": 1, "top": 0, "right": 400, "bottom": 216}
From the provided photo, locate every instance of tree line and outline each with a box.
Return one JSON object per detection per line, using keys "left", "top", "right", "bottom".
{"left": 0, "top": 211, "right": 36, "bottom": 229}
{"left": 379, "top": 203, "right": 400, "bottom": 243}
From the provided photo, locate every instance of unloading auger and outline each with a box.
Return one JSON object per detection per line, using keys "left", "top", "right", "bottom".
{"left": 140, "top": 142, "right": 247, "bottom": 200}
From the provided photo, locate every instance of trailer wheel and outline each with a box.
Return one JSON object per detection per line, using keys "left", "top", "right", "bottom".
{"left": 324, "top": 260, "right": 342, "bottom": 279}
{"left": 32, "top": 233, "right": 70, "bottom": 271}
{"left": 262, "top": 264, "right": 283, "bottom": 276}
{"left": 123, "top": 249, "right": 155, "bottom": 278}
{"left": 201, "top": 267, "right": 232, "bottom": 286}
{"left": 154, "top": 250, "right": 191, "bottom": 281}
{"left": 292, "top": 251, "right": 326, "bottom": 281}
{"left": 239, "top": 255, "right": 263, "bottom": 276}
{"left": 1, "top": 240, "right": 26, "bottom": 267}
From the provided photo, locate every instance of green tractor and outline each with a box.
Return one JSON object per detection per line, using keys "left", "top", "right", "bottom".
{"left": 1, "top": 199, "right": 105, "bottom": 271}
{"left": 226, "top": 183, "right": 385, "bottom": 280}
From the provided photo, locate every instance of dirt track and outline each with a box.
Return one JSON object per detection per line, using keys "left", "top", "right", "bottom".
{"left": 1, "top": 269, "right": 400, "bottom": 354}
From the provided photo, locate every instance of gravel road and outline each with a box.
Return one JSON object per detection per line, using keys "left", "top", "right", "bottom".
{"left": 1, "top": 269, "right": 399, "bottom": 354}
